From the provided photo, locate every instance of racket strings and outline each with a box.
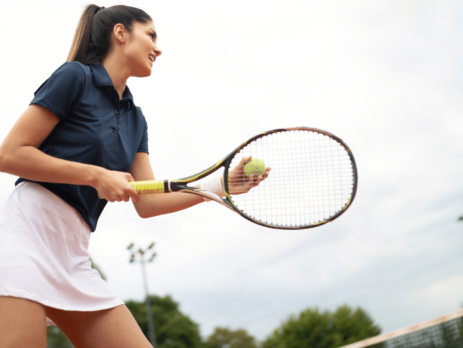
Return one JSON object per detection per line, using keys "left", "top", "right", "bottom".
{"left": 227, "top": 130, "right": 355, "bottom": 228}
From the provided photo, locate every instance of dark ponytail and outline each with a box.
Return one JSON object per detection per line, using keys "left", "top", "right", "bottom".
{"left": 67, "top": 4, "right": 152, "bottom": 64}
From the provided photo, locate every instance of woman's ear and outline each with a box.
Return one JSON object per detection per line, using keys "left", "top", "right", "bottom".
{"left": 113, "top": 24, "right": 128, "bottom": 44}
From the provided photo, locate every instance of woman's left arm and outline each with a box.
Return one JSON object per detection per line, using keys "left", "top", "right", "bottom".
{"left": 129, "top": 152, "right": 204, "bottom": 218}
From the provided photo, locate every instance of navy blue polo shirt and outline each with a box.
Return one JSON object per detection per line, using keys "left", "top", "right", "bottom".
{"left": 16, "top": 62, "right": 149, "bottom": 232}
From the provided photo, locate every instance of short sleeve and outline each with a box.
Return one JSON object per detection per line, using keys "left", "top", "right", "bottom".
{"left": 137, "top": 116, "right": 149, "bottom": 154}
{"left": 30, "top": 62, "right": 86, "bottom": 121}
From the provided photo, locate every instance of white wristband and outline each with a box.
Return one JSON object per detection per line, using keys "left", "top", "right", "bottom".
{"left": 200, "top": 177, "right": 224, "bottom": 202}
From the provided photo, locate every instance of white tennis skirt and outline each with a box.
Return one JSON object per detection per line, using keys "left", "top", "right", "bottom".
{"left": 0, "top": 182, "right": 123, "bottom": 326}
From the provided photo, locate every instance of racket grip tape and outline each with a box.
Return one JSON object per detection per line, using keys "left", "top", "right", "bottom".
{"left": 130, "top": 180, "right": 168, "bottom": 195}
{"left": 98, "top": 180, "right": 168, "bottom": 199}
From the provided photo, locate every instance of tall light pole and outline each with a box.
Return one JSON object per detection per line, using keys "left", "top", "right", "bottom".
{"left": 128, "top": 242, "right": 157, "bottom": 347}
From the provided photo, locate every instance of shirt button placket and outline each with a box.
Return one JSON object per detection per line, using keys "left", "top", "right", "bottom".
{"left": 114, "top": 109, "right": 120, "bottom": 133}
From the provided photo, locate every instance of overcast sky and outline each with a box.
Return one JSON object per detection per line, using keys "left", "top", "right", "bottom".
{"left": 1, "top": 0, "right": 462, "bottom": 342}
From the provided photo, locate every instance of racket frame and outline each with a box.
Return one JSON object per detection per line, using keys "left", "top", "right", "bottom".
{"left": 165, "top": 126, "right": 358, "bottom": 230}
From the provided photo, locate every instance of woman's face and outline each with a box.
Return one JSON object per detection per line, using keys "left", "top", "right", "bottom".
{"left": 124, "top": 21, "right": 162, "bottom": 77}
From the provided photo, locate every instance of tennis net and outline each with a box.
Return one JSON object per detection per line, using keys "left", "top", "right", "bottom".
{"left": 339, "top": 309, "right": 463, "bottom": 348}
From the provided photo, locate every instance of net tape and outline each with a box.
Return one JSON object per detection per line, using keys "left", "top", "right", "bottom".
{"left": 339, "top": 309, "right": 463, "bottom": 348}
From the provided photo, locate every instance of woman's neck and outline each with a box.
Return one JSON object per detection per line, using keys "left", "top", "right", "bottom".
{"left": 102, "top": 55, "right": 130, "bottom": 100}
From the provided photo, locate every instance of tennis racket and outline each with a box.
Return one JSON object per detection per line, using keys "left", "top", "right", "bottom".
{"left": 109, "top": 127, "right": 358, "bottom": 230}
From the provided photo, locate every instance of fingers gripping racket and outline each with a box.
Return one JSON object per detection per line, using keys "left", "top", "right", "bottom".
{"left": 117, "top": 127, "right": 358, "bottom": 230}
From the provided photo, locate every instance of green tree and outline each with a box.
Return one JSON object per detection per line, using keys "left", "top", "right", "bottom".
{"left": 262, "top": 304, "right": 381, "bottom": 348}
{"left": 204, "top": 327, "right": 258, "bottom": 348}
{"left": 126, "top": 294, "right": 202, "bottom": 348}
{"left": 47, "top": 327, "right": 74, "bottom": 348}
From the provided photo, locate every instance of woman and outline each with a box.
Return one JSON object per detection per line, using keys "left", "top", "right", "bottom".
{"left": 0, "top": 4, "right": 266, "bottom": 347}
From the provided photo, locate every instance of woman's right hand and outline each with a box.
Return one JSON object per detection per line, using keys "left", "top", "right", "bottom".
{"left": 93, "top": 169, "right": 140, "bottom": 203}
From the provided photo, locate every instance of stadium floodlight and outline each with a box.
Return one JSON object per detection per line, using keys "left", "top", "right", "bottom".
{"left": 127, "top": 242, "right": 158, "bottom": 348}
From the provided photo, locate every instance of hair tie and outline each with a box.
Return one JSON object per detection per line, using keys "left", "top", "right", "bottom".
{"left": 97, "top": 6, "right": 105, "bottom": 13}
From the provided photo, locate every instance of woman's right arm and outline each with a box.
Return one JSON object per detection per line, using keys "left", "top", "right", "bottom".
{"left": 0, "top": 105, "right": 139, "bottom": 202}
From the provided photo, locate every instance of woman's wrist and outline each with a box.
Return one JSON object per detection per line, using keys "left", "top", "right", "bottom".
{"left": 87, "top": 165, "right": 106, "bottom": 189}
{"left": 201, "top": 176, "right": 224, "bottom": 201}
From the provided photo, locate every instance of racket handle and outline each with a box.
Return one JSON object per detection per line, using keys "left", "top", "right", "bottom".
{"left": 130, "top": 180, "right": 167, "bottom": 194}
{"left": 98, "top": 180, "right": 167, "bottom": 199}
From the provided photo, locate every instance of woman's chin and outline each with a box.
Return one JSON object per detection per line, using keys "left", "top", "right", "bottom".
{"left": 132, "top": 64, "right": 152, "bottom": 78}
{"left": 142, "top": 69, "right": 152, "bottom": 77}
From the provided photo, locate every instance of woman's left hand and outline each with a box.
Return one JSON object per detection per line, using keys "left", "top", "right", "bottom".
{"left": 227, "top": 156, "right": 271, "bottom": 195}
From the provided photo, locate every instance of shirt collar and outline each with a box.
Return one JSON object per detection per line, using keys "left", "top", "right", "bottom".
{"left": 91, "top": 63, "right": 134, "bottom": 110}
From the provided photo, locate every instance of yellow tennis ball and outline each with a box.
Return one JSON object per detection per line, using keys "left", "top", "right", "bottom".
{"left": 244, "top": 158, "right": 266, "bottom": 178}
